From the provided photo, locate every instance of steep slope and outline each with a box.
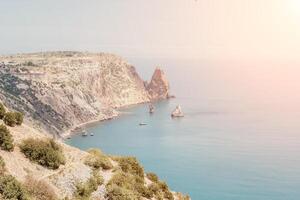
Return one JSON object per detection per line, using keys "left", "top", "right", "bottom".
{"left": 0, "top": 104, "right": 189, "bottom": 200}
{"left": 0, "top": 52, "right": 169, "bottom": 136}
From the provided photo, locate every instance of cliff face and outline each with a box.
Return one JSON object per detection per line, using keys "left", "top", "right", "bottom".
{"left": 0, "top": 52, "right": 170, "bottom": 135}
{"left": 147, "top": 68, "right": 170, "bottom": 100}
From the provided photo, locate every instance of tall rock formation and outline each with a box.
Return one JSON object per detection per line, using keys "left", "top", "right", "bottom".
{"left": 146, "top": 68, "right": 170, "bottom": 101}
{"left": 0, "top": 52, "right": 171, "bottom": 135}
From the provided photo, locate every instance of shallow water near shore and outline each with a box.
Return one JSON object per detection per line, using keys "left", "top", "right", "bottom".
{"left": 66, "top": 58, "right": 300, "bottom": 200}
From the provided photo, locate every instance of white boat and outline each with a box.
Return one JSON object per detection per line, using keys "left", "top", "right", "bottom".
{"left": 82, "top": 130, "right": 88, "bottom": 136}
{"left": 90, "top": 132, "right": 94, "bottom": 136}
{"left": 139, "top": 122, "right": 147, "bottom": 126}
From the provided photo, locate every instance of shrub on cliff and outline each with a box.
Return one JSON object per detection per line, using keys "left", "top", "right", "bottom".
{"left": 146, "top": 174, "right": 175, "bottom": 200}
{"left": 3, "top": 112, "right": 17, "bottom": 127}
{"left": 84, "top": 149, "right": 113, "bottom": 170}
{"left": 20, "top": 138, "right": 65, "bottom": 169}
{"left": 14, "top": 112, "right": 24, "bottom": 125}
{"left": 0, "top": 156, "right": 5, "bottom": 174}
{"left": 24, "top": 176, "right": 57, "bottom": 200}
{"left": 106, "top": 171, "right": 151, "bottom": 199}
{"left": 0, "top": 103, "right": 5, "bottom": 120}
{"left": 116, "top": 156, "right": 144, "bottom": 178}
{"left": 74, "top": 171, "right": 104, "bottom": 200}
{"left": 146, "top": 172, "right": 159, "bottom": 183}
{"left": 0, "top": 175, "right": 28, "bottom": 200}
{"left": 106, "top": 184, "right": 140, "bottom": 200}
{"left": 0, "top": 124, "right": 14, "bottom": 151}
{"left": 3, "top": 111, "right": 24, "bottom": 127}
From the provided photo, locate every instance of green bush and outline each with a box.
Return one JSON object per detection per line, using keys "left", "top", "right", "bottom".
{"left": 14, "top": 112, "right": 24, "bottom": 126}
{"left": 3, "top": 111, "right": 24, "bottom": 127}
{"left": 74, "top": 171, "right": 104, "bottom": 200}
{"left": 0, "top": 124, "right": 14, "bottom": 151}
{"left": 105, "top": 184, "right": 140, "bottom": 200}
{"left": 146, "top": 172, "right": 159, "bottom": 183}
{"left": 84, "top": 149, "right": 113, "bottom": 170}
{"left": 24, "top": 176, "right": 57, "bottom": 200}
{"left": 3, "top": 112, "right": 17, "bottom": 127}
{"left": 106, "top": 171, "right": 150, "bottom": 199}
{"left": 157, "top": 181, "right": 174, "bottom": 200}
{"left": 146, "top": 179, "right": 175, "bottom": 200}
{"left": 0, "top": 156, "right": 5, "bottom": 174}
{"left": 117, "top": 157, "right": 144, "bottom": 178}
{"left": 20, "top": 138, "right": 65, "bottom": 169}
{"left": 0, "top": 175, "right": 28, "bottom": 200}
{"left": 0, "top": 103, "right": 5, "bottom": 120}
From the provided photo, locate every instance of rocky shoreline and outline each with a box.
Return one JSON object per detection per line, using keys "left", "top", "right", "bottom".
{"left": 0, "top": 51, "right": 170, "bottom": 136}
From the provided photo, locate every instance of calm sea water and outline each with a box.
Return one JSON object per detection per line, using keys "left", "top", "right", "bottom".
{"left": 66, "top": 58, "right": 300, "bottom": 200}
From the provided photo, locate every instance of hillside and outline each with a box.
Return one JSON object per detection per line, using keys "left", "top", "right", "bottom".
{"left": 0, "top": 52, "right": 189, "bottom": 200}
{"left": 0, "top": 52, "right": 170, "bottom": 136}
{"left": 0, "top": 114, "right": 189, "bottom": 200}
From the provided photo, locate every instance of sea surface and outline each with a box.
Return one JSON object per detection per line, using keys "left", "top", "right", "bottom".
{"left": 66, "top": 58, "right": 300, "bottom": 200}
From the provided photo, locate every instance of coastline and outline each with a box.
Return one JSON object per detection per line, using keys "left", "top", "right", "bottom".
{"left": 61, "top": 112, "right": 119, "bottom": 139}
{"left": 61, "top": 100, "right": 153, "bottom": 139}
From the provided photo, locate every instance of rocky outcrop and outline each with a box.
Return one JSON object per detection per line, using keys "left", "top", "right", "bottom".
{"left": 0, "top": 52, "right": 171, "bottom": 135}
{"left": 146, "top": 68, "right": 170, "bottom": 101}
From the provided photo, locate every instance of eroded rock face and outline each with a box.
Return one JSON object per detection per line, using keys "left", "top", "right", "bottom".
{"left": 146, "top": 68, "right": 170, "bottom": 101}
{"left": 0, "top": 52, "right": 171, "bottom": 135}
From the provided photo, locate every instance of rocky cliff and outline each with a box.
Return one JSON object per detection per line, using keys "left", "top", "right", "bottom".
{"left": 0, "top": 52, "right": 170, "bottom": 135}
{"left": 146, "top": 68, "right": 170, "bottom": 100}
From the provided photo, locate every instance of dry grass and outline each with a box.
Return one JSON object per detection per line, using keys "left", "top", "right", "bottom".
{"left": 24, "top": 176, "right": 57, "bottom": 200}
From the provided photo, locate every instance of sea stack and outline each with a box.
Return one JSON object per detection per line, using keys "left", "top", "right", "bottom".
{"left": 171, "top": 105, "right": 184, "bottom": 118}
{"left": 146, "top": 68, "right": 170, "bottom": 101}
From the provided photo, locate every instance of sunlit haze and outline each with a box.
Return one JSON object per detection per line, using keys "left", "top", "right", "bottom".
{"left": 0, "top": 0, "right": 300, "bottom": 62}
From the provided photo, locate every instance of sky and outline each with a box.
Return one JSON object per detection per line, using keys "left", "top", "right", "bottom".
{"left": 0, "top": 0, "right": 300, "bottom": 61}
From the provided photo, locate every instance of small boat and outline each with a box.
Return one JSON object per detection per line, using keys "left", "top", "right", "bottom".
{"left": 82, "top": 130, "right": 88, "bottom": 137}
{"left": 90, "top": 132, "right": 94, "bottom": 136}
{"left": 171, "top": 105, "right": 184, "bottom": 118}
{"left": 149, "top": 104, "right": 155, "bottom": 114}
{"left": 139, "top": 122, "right": 147, "bottom": 126}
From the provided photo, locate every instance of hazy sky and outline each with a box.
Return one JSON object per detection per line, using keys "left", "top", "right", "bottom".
{"left": 0, "top": 0, "right": 300, "bottom": 61}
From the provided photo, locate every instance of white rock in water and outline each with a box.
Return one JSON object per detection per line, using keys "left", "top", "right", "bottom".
{"left": 171, "top": 105, "right": 184, "bottom": 117}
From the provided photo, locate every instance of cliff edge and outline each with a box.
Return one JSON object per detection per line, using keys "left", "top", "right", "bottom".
{"left": 0, "top": 52, "right": 170, "bottom": 135}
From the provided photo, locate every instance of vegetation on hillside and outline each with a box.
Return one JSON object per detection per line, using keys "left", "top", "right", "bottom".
{"left": 3, "top": 111, "right": 24, "bottom": 127}
{"left": 0, "top": 102, "right": 188, "bottom": 200}
{"left": 24, "top": 176, "right": 57, "bottom": 200}
{"left": 0, "top": 103, "right": 5, "bottom": 120}
{"left": 105, "top": 156, "right": 177, "bottom": 200}
{"left": 84, "top": 149, "right": 113, "bottom": 170}
{"left": 0, "top": 124, "right": 14, "bottom": 151}
{"left": 0, "top": 175, "right": 28, "bottom": 200}
{"left": 0, "top": 102, "right": 24, "bottom": 127}
{"left": 0, "top": 156, "right": 5, "bottom": 175}
{"left": 74, "top": 171, "right": 104, "bottom": 200}
{"left": 106, "top": 171, "right": 149, "bottom": 200}
{"left": 116, "top": 156, "right": 144, "bottom": 178}
{"left": 20, "top": 138, "right": 65, "bottom": 169}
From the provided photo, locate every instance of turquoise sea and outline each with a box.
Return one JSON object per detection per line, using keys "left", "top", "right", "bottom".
{"left": 66, "top": 58, "right": 300, "bottom": 200}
